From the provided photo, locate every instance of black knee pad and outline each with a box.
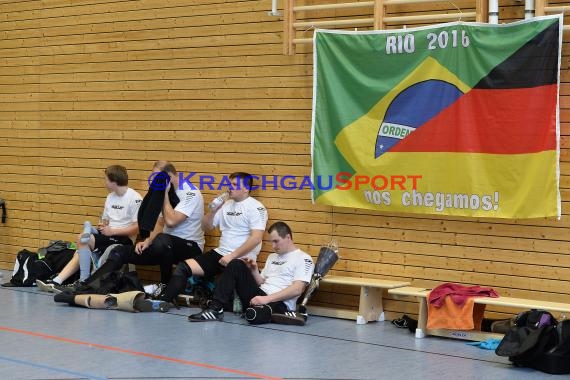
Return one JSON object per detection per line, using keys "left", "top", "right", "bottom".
{"left": 245, "top": 305, "right": 273, "bottom": 325}
{"left": 151, "top": 233, "right": 171, "bottom": 253}
{"left": 159, "top": 260, "right": 192, "bottom": 303}
{"left": 172, "top": 260, "right": 192, "bottom": 278}
{"left": 107, "top": 245, "right": 128, "bottom": 263}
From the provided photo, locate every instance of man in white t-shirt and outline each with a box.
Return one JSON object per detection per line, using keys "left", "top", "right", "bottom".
{"left": 159, "top": 171, "right": 268, "bottom": 304}
{"left": 188, "top": 221, "right": 314, "bottom": 325}
{"left": 65, "top": 161, "right": 205, "bottom": 294}
{"left": 37, "top": 165, "right": 142, "bottom": 292}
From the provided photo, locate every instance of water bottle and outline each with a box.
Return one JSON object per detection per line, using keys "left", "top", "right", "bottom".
{"left": 233, "top": 290, "right": 243, "bottom": 315}
{"left": 80, "top": 221, "right": 92, "bottom": 244}
{"left": 208, "top": 192, "right": 228, "bottom": 209}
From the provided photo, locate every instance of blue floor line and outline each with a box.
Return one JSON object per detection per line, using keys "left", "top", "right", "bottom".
{"left": 0, "top": 354, "right": 107, "bottom": 380}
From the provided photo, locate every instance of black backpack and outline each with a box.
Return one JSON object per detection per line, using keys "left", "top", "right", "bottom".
{"left": 4, "top": 241, "right": 77, "bottom": 287}
{"left": 42, "top": 241, "right": 76, "bottom": 274}
{"left": 496, "top": 309, "right": 570, "bottom": 374}
{"left": 530, "top": 319, "right": 570, "bottom": 374}
{"left": 7, "top": 250, "right": 51, "bottom": 286}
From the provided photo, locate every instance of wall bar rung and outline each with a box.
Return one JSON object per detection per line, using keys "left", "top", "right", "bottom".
{"left": 294, "top": 18, "right": 374, "bottom": 28}
{"left": 384, "top": 0, "right": 465, "bottom": 4}
{"left": 293, "top": 38, "right": 314, "bottom": 44}
{"left": 384, "top": 12, "right": 476, "bottom": 22}
{"left": 294, "top": 2, "right": 374, "bottom": 12}
{"left": 543, "top": 5, "right": 570, "bottom": 12}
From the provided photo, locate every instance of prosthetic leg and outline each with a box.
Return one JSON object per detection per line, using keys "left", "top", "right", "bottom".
{"left": 297, "top": 240, "right": 339, "bottom": 319}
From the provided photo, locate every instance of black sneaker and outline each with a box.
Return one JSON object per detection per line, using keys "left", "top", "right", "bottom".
{"left": 134, "top": 298, "right": 171, "bottom": 313}
{"left": 271, "top": 311, "right": 306, "bottom": 326}
{"left": 391, "top": 315, "right": 418, "bottom": 333}
{"left": 53, "top": 282, "right": 76, "bottom": 293}
{"left": 73, "top": 280, "right": 92, "bottom": 293}
{"left": 54, "top": 291, "right": 76, "bottom": 305}
{"left": 53, "top": 280, "right": 88, "bottom": 294}
{"left": 188, "top": 308, "right": 223, "bottom": 322}
{"left": 391, "top": 315, "right": 409, "bottom": 329}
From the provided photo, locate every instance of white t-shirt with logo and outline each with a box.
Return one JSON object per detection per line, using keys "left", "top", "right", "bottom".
{"left": 102, "top": 188, "right": 143, "bottom": 239}
{"left": 213, "top": 196, "right": 267, "bottom": 259}
{"left": 260, "top": 249, "right": 314, "bottom": 311}
{"left": 163, "top": 182, "right": 205, "bottom": 251}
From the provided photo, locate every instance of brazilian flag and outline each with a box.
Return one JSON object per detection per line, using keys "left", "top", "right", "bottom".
{"left": 311, "top": 15, "right": 561, "bottom": 218}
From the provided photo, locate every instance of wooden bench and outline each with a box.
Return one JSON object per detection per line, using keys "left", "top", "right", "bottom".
{"left": 388, "top": 286, "right": 570, "bottom": 341}
{"left": 308, "top": 276, "right": 410, "bottom": 324}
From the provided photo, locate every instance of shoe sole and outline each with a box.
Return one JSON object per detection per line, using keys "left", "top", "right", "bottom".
{"left": 134, "top": 299, "right": 170, "bottom": 313}
{"left": 188, "top": 317, "right": 223, "bottom": 322}
{"left": 188, "top": 313, "right": 223, "bottom": 322}
{"left": 36, "top": 280, "right": 62, "bottom": 294}
{"left": 271, "top": 313, "right": 306, "bottom": 326}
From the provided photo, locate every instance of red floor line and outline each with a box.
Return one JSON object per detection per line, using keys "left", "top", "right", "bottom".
{"left": 0, "top": 326, "right": 282, "bottom": 380}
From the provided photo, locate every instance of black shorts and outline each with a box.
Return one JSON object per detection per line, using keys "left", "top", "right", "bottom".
{"left": 93, "top": 234, "right": 133, "bottom": 254}
{"left": 193, "top": 249, "right": 224, "bottom": 278}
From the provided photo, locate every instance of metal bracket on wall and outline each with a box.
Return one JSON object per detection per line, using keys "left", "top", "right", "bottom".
{"left": 0, "top": 198, "right": 6, "bottom": 223}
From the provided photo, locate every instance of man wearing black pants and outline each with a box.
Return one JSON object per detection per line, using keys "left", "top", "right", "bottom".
{"left": 79, "top": 162, "right": 204, "bottom": 292}
{"left": 159, "top": 172, "right": 268, "bottom": 305}
{"left": 188, "top": 221, "right": 314, "bottom": 325}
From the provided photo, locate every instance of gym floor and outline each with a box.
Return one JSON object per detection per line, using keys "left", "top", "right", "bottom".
{"left": 0, "top": 270, "right": 551, "bottom": 380}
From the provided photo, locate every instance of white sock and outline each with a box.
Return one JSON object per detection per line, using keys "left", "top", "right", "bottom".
{"left": 52, "top": 276, "right": 63, "bottom": 285}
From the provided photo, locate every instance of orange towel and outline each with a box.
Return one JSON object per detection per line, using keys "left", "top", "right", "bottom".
{"left": 427, "top": 296, "right": 485, "bottom": 330}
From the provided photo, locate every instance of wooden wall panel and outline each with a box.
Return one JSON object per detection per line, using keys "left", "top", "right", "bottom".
{"left": 0, "top": 0, "right": 569, "bottom": 320}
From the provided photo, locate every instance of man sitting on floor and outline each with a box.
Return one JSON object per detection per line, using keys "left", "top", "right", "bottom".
{"left": 37, "top": 164, "right": 142, "bottom": 292}
{"left": 189, "top": 221, "right": 314, "bottom": 326}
